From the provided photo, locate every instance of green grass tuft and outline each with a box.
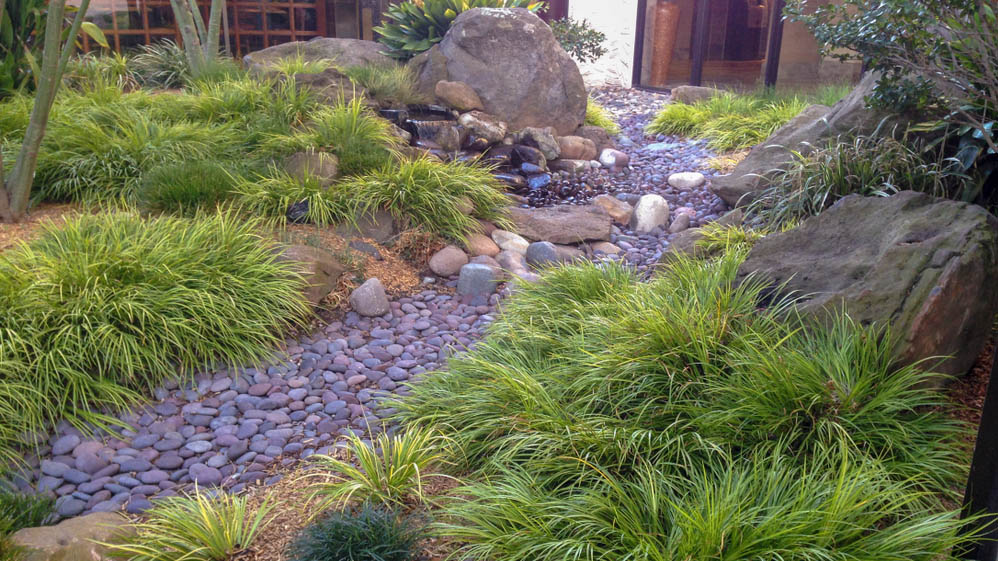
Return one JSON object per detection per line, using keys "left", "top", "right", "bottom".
{"left": 341, "top": 63, "right": 429, "bottom": 107}
{"left": 286, "top": 505, "right": 423, "bottom": 561}
{"left": 0, "top": 211, "right": 309, "bottom": 464}
{"left": 584, "top": 97, "right": 620, "bottom": 135}
{"left": 341, "top": 157, "right": 511, "bottom": 242}
{"left": 0, "top": 487, "right": 54, "bottom": 539}
{"left": 232, "top": 166, "right": 354, "bottom": 227}
{"left": 137, "top": 160, "right": 246, "bottom": 215}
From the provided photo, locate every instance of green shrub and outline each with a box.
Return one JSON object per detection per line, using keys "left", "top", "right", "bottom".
{"left": 138, "top": 160, "right": 246, "bottom": 215}
{"left": 269, "top": 96, "right": 399, "bottom": 176}
{"left": 105, "top": 489, "right": 272, "bottom": 561}
{"left": 232, "top": 167, "right": 354, "bottom": 227}
{"left": 63, "top": 52, "right": 137, "bottom": 92}
{"left": 341, "top": 63, "right": 428, "bottom": 107}
{"left": 747, "top": 134, "right": 972, "bottom": 227}
{"left": 647, "top": 91, "right": 811, "bottom": 152}
{"left": 343, "top": 157, "right": 511, "bottom": 242}
{"left": 127, "top": 40, "right": 191, "bottom": 89}
{"left": 395, "top": 252, "right": 971, "bottom": 560}
{"left": 550, "top": 17, "right": 607, "bottom": 64}
{"left": 307, "top": 429, "right": 447, "bottom": 510}
{"left": 584, "top": 97, "right": 619, "bottom": 135}
{"left": 286, "top": 505, "right": 423, "bottom": 561}
{"left": 374, "top": 0, "right": 545, "bottom": 60}
{"left": 0, "top": 211, "right": 309, "bottom": 463}
{"left": 0, "top": 487, "right": 54, "bottom": 538}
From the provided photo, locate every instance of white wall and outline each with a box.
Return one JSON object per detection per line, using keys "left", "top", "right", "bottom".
{"left": 568, "top": 0, "right": 640, "bottom": 88}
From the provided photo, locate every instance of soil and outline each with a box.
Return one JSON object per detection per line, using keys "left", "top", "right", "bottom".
{"left": 0, "top": 203, "right": 79, "bottom": 251}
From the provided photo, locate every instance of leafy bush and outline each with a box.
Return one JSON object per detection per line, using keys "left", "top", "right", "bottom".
{"left": 0, "top": 0, "right": 45, "bottom": 93}
{"left": 747, "top": 134, "right": 973, "bottom": 227}
{"left": 550, "top": 17, "right": 607, "bottom": 64}
{"left": 374, "top": 0, "right": 546, "bottom": 60}
{"left": 342, "top": 157, "right": 511, "bottom": 242}
{"left": 127, "top": 40, "right": 191, "bottom": 89}
{"left": 341, "top": 63, "right": 428, "bottom": 107}
{"left": 286, "top": 505, "right": 423, "bottom": 561}
{"left": 0, "top": 211, "right": 309, "bottom": 463}
{"left": 105, "top": 489, "right": 272, "bottom": 561}
{"left": 138, "top": 160, "right": 246, "bottom": 215}
{"left": 63, "top": 52, "right": 138, "bottom": 92}
{"left": 584, "top": 97, "right": 619, "bottom": 135}
{"left": 232, "top": 167, "right": 354, "bottom": 226}
{"left": 395, "top": 253, "right": 972, "bottom": 560}
{"left": 270, "top": 96, "right": 399, "bottom": 176}
{"left": 0, "top": 487, "right": 53, "bottom": 538}
{"left": 307, "top": 429, "right": 447, "bottom": 510}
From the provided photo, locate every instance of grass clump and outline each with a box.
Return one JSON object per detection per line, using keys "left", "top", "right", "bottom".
{"left": 343, "top": 157, "right": 510, "bottom": 242}
{"left": 307, "top": 429, "right": 447, "bottom": 510}
{"left": 341, "top": 63, "right": 429, "bottom": 107}
{"left": 127, "top": 40, "right": 192, "bottom": 88}
{"left": 585, "top": 97, "right": 620, "bottom": 135}
{"left": 747, "top": 134, "right": 973, "bottom": 227}
{"left": 286, "top": 505, "right": 423, "bottom": 561}
{"left": 0, "top": 487, "right": 55, "bottom": 561}
{"left": 0, "top": 211, "right": 309, "bottom": 463}
{"left": 271, "top": 96, "right": 399, "bottom": 177}
{"left": 271, "top": 52, "right": 333, "bottom": 77}
{"left": 105, "top": 489, "right": 272, "bottom": 561}
{"left": 138, "top": 160, "right": 247, "bottom": 215}
{"left": 395, "top": 251, "right": 974, "bottom": 560}
{"left": 232, "top": 167, "right": 354, "bottom": 226}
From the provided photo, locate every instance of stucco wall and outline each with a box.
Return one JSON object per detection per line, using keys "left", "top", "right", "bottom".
{"left": 568, "top": 0, "right": 640, "bottom": 87}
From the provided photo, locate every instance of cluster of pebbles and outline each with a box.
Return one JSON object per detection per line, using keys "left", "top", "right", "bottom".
{"left": 16, "top": 85, "right": 731, "bottom": 519}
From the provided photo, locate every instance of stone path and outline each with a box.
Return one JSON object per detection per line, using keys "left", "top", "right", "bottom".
{"left": 15, "top": 86, "right": 731, "bottom": 519}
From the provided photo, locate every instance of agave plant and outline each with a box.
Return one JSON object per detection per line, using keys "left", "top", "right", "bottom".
{"left": 374, "top": 0, "right": 546, "bottom": 60}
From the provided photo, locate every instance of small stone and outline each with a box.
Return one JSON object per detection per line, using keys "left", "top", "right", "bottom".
{"left": 593, "top": 194, "right": 634, "bottom": 224}
{"left": 457, "top": 264, "right": 497, "bottom": 301}
{"left": 56, "top": 497, "right": 87, "bottom": 517}
{"left": 435, "top": 80, "right": 484, "bottom": 112}
{"left": 668, "top": 171, "right": 706, "bottom": 190}
{"left": 591, "top": 241, "right": 622, "bottom": 255}
{"left": 599, "top": 148, "right": 629, "bottom": 170}
{"left": 429, "top": 246, "right": 469, "bottom": 277}
{"left": 669, "top": 213, "right": 692, "bottom": 234}
{"left": 464, "top": 233, "right": 501, "bottom": 257}
{"left": 52, "top": 435, "right": 81, "bottom": 456}
{"left": 349, "top": 278, "right": 390, "bottom": 317}
{"left": 630, "top": 194, "right": 670, "bottom": 234}
{"left": 525, "top": 242, "right": 559, "bottom": 268}
{"left": 491, "top": 230, "right": 529, "bottom": 254}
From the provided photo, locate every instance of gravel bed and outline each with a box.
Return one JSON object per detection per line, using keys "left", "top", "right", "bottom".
{"left": 15, "top": 86, "right": 729, "bottom": 519}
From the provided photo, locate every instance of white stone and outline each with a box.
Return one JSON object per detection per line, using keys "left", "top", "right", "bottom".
{"left": 668, "top": 171, "right": 706, "bottom": 190}
{"left": 491, "top": 230, "right": 530, "bottom": 254}
{"left": 630, "top": 194, "right": 670, "bottom": 234}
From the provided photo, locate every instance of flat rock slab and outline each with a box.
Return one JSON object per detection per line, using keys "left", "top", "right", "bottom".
{"left": 12, "top": 512, "right": 132, "bottom": 561}
{"left": 508, "top": 204, "right": 612, "bottom": 244}
{"left": 736, "top": 191, "right": 998, "bottom": 377}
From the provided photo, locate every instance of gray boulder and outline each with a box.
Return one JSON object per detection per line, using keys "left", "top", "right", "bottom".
{"left": 670, "top": 85, "right": 722, "bottom": 105}
{"left": 509, "top": 204, "right": 612, "bottom": 244}
{"left": 349, "top": 278, "right": 390, "bottom": 317}
{"left": 711, "top": 72, "right": 906, "bottom": 207}
{"left": 243, "top": 38, "right": 393, "bottom": 74}
{"left": 736, "top": 192, "right": 998, "bottom": 378}
{"left": 409, "top": 8, "right": 587, "bottom": 135}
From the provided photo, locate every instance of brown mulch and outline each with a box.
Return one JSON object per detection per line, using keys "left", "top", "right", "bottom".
{"left": 0, "top": 203, "right": 80, "bottom": 251}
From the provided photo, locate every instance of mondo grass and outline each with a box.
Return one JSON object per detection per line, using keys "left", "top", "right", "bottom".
{"left": 585, "top": 97, "right": 620, "bottom": 135}
{"left": 286, "top": 505, "right": 424, "bottom": 561}
{"left": 232, "top": 166, "right": 355, "bottom": 227}
{"left": 342, "top": 157, "right": 511, "bottom": 242}
{"left": 394, "top": 251, "right": 973, "bottom": 560}
{"left": 341, "top": 63, "right": 429, "bottom": 107}
{"left": 747, "top": 134, "right": 974, "bottom": 228}
{"left": 0, "top": 486, "right": 54, "bottom": 538}
{"left": 105, "top": 489, "right": 273, "bottom": 561}
{"left": 0, "top": 211, "right": 309, "bottom": 462}
{"left": 138, "top": 160, "right": 248, "bottom": 215}
{"left": 306, "top": 428, "right": 449, "bottom": 510}
{"left": 647, "top": 91, "right": 810, "bottom": 152}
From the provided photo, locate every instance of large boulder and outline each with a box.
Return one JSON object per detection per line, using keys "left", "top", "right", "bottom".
{"left": 710, "top": 72, "right": 905, "bottom": 207}
{"left": 509, "top": 204, "right": 612, "bottom": 244}
{"left": 409, "top": 8, "right": 587, "bottom": 135}
{"left": 736, "top": 192, "right": 998, "bottom": 378}
{"left": 243, "top": 38, "right": 393, "bottom": 74}
{"left": 11, "top": 512, "right": 132, "bottom": 561}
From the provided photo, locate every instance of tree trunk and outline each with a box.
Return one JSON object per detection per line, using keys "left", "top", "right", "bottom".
{"left": 170, "top": 0, "right": 207, "bottom": 75}
{"left": 205, "top": 0, "right": 224, "bottom": 61}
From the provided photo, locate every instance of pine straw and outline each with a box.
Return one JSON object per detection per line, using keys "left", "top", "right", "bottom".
{"left": 236, "top": 454, "right": 464, "bottom": 561}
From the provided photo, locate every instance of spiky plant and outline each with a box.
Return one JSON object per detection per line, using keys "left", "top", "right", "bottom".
{"left": 286, "top": 505, "right": 424, "bottom": 561}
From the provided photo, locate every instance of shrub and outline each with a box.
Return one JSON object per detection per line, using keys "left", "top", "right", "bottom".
{"left": 105, "top": 489, "right": 272, "bottom": 561}
{"left": 307, "top": 428, "right": 447, "bottom": 509}
{"left": 0, "top": 211, "right": 309, "bottom": 462}
{"left": 63, "top": 52, "right": 138, "bottom": 92}
{"left": 343, "top": 157, "right": 511, "bottom": 242}
{"left": 232, "top": 167, "right": 354, "bottom": 226}
{"left": 341, "top": 63, "right": 428, "bottom": 107}
{"left": 138, "top": 160, "right": 245, "bottom": 215}
{"left": 647, "top": 91, "right": 810, "bottom": 152}
{"left": 394, "top": 252, "right": 971, "bottom": 560}
{"left": 550, "top": 17, "right": 607, "bottom": 64}
{"left": 584, "top": 97, "right": 620, "bottom": 135}
{"left": 127, "top": 40, "right": 191, "bottom": 89}
{"left": 374, "top": 0, "right": 545, "bottom": 60}
{"left": 286, "top": 505, "right": 423, "bottom": 561}
{"left": 747, "top": 134, "right": 973, "bottom": 227}
{"left": 269, "top": 96, "right": 399, "bottom": 176}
